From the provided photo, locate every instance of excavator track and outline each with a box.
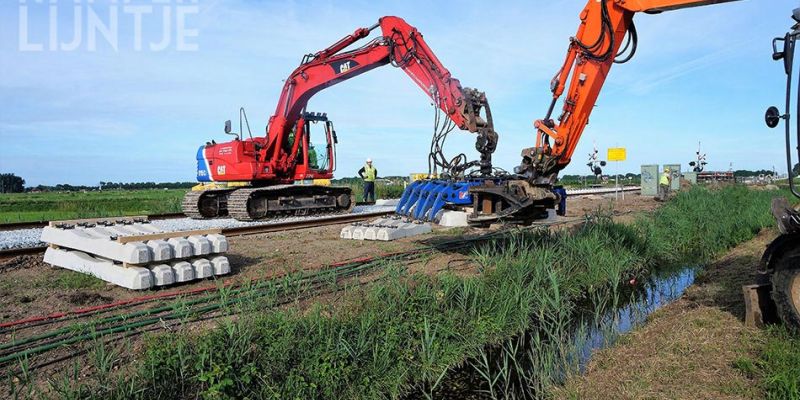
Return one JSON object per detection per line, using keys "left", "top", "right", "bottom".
{"left": 227, "top": 185, "right": 355, "bottom": 221}
{"left": 181, "top": 189, "right": 235, "bottom": 219}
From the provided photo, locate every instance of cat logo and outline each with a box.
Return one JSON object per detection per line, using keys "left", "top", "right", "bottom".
{"left": 330, "top": 59, "right": 360, "bottom": 75}
{"left": 217, "top": 165, "right": 226, "bottom": 175}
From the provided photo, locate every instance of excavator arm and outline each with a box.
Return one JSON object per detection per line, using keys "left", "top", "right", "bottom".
{"left": 264, "top": 16, "right": 497, "bottom": 176}
{"left": 468, "top": 0, "right": 740, "bottom": 225}
{"left": 521, "top": 0, "right": 740, "bottom": 182}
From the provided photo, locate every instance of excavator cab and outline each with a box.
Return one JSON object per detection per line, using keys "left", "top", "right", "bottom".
{"left": 295, "top": 112, "right": 336, "bottom": 178}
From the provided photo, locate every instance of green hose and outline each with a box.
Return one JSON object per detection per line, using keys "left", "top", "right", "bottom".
{"left": 0, "top": 260, "right": 383, "bottom": 365}
{"left": 0, "top": 259, "right": 377, "bottom": 353}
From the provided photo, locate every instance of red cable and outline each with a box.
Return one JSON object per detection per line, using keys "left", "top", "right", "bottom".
{"left": 0, "top": 249, "right": 409, "bottom": 330}
{"left": 0, "top": 281, "right": 233, "bottom": 329}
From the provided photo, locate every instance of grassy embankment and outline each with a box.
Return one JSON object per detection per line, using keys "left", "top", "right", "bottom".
{"left": 338, "top": 181, "right": 405, "bottom": 202}
{"left": 14, "top": 186, "right": 799, "bottom": 399}
{"left": 0, "top": 190, "right": 186, "bottom": 223}
{"left": 758, "top": 327, "right": 800, "bottom": 399}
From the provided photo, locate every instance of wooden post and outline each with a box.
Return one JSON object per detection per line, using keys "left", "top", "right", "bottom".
{"left": 742, "top": 283, "right": 778, "bottom": 328}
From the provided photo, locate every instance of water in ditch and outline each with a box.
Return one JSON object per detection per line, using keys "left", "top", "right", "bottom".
{"left": 570, "top": 267, "right": 695, "bottom": 373}
{"left": 413, "top": 266, "right": 697, "bottom": 399}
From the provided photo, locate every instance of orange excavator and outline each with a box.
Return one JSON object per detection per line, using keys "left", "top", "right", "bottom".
{"left": 473, "top": 0, "right": 800, "bottom": 329}
{"left": 183, "top": 16, "right": 497, "bottom": 221}
{"left": 468, "top": 0, "right": 742, "bottom": 225}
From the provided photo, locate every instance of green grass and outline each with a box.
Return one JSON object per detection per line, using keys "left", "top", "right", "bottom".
{"left": 752, "top": 326, "right": 800, "bottom": 399}
{"left": 54, "top": 271, "right": 106, "bottom": 290}
{"left": 17, "top": 186, "right": 793, "bottom": 399}
{"left": 343, "top": 182, "right": 405, "bottom": 202}
{"left": 0, "top": 189, "right": 186, "bottom": 223}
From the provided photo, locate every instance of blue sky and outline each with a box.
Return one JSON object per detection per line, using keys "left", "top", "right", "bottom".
{"left": 0, "top": 0, "right": 797, "bottom": 186}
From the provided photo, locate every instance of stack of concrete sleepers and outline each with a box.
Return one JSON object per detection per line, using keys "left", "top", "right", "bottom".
{"left": 340, "top": 216, "right": 431, "bottom": 241}
{"left": 40, "top": 216, "right": 230, "bottom": 290}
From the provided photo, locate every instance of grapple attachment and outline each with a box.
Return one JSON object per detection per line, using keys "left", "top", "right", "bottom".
{"left": 467, "top": 179, "right": 561, "bottom": 227}
{"left": 395, "top": 179, "right": 480, "bottom": 222}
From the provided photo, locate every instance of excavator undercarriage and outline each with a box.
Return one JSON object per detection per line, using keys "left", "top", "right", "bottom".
{"left": 183, "top": 185, "right": 355, "bottom": 221}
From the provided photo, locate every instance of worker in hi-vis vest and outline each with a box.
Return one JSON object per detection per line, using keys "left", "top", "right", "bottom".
{"left": 657, "top": 168, "right": 672, "bottom": 201}
{"left": 358, "top": 158, "right": 377, "bottom": 202}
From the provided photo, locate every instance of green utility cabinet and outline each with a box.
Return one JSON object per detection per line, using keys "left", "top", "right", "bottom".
{"left": 664, "top": 164, "right": 681, "bottom": 191}
{"left": 684, "top": 172, "right": 697, "bottom": 184}
{"left": 641, "top": 164, "right": 658, "bottom": 196}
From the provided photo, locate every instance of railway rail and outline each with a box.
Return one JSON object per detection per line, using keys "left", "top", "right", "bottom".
{"left": 0, "top": 202, "right": 383, "bottom": 232}
{"left": 0, "top": 210, "right": 395, "bottom": 261}
{"left": 0, "top": 189, "right": 638, "bottom": 232}
{"left": 0, "top": 188, "right": 641, "bottom": 260}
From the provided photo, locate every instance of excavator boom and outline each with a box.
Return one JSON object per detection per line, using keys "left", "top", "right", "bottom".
{"left": 468, "top": 0, "right": 741, "bottom": 225}
{"left": 264, "top": 16, "right": 497, "bottom": 178}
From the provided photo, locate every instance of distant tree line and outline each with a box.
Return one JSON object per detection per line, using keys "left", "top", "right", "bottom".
{"left": 734, "top": 169, "right": 776, "bottom": 177}
{"left": 13, "top": 179, "right": 197, "bottom": 193}
{"left": 98, "top": 181, "right": 196, "bottom": 190}
{"left": 0, "top": 173, "right": 25, "bottom": 193}
{"left": 0, "top": 168, "right": 787, "bottom": 195}
{"left": 27, "top": 184, "right": 101, "bottom": 192}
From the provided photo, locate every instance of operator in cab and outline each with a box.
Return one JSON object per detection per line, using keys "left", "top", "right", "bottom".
{"left": 358, "top": 158, "right": 378, "bottom": 203}
{"left": 658, "top": 168, "right": 671, "bottom": 201}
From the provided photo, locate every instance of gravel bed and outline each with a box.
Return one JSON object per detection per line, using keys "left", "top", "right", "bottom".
{"left": 0, "top": 204, "right": 396, "bottom": 251}
{"left": 0, "top": 227, "right": 44, "bottom": 250}
{"left": 150, "top": 204, "right": 395, "bottom": 232}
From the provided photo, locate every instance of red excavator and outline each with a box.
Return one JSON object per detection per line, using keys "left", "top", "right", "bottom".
{"left": 183, "top": 16, "right": 497, "bottom": 221}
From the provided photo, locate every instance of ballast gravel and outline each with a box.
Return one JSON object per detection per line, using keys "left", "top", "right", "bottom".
{"left": 0, "top": 204, "right": 396, "bottom": 251}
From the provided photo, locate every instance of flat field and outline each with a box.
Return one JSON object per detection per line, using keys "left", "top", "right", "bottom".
{"left": 0, "top": 189, "right": 186, "bottom": 223}
{"left": 0, "top": 183, "right": 407, "bottom": 224}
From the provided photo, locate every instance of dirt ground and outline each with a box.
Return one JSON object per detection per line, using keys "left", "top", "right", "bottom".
{"left": 0, "top": 193, "right": 659, "bottom": 325}
{"left": 554, "top": 229, "right": 775, "bottom": 400}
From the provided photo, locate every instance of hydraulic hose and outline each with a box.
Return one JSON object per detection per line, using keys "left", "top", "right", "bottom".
{"left": 781, "top": 31, "right": 800, "bottom": 199}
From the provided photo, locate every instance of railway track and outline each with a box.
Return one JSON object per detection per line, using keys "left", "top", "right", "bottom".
{"left": 0, "top": 189, "right": 642, "bottom": 260}
{"left": 0, "top": 209, "right": 395, "bottom": 261}
{"left": 0, "top": 189, "right": 639, "bottom": 233}
{"left": 0, "top": 212, "right": 187, "bottom": 231}
{"left": 0, "top": 202, "right": 382, "bottom": 232}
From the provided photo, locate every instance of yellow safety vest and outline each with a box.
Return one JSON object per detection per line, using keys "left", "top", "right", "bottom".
{"left": 363, "top": 165, "right": 376, "bottom": 182}
{"left": 659, "top": 173, "right": 670, "bottom": 186}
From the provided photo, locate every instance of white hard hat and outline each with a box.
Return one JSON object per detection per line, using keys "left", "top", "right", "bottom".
{"left": 366, "top": 158, "right": 372, "bottom": 163}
